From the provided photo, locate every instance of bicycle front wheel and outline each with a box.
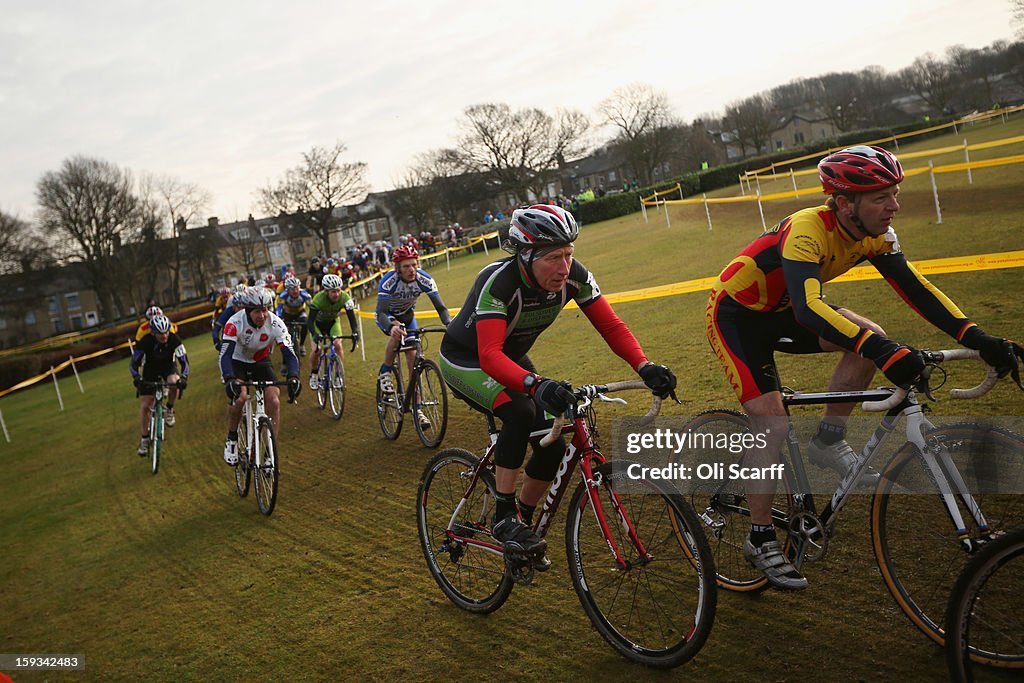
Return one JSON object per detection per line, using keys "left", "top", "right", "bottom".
{"left": 315, "top": 359, "right": 327, "bottom": 410}
{"left": 678, "top": 409, "right": 795, "bottom": 592}
{"left": 254, "top": 417, "right": 279, "bottom": 516}
{"left": 376, "top": 366, "right": 403, "bottom": 440}
{"left": 872, "top": 423, "right": 1024, "bottom": 650}
{"left": 417, "top": 449, "right": 513, "bottom": 613}
{"left": 234, "top": 405, "right": 252, "bottom": 497}
{"left": 945, "top": 526, "right": 1024, "bottom": 680}
{"left": 565, "top": 460, "right": 717, "bottom": 668}
{"left": 413, "top": 359, "right": 448, "bottom": 448}
{"left": 149, "top": 405, "right": 161, "bottom": 475}
{"left": 150, "top": 404, "right": 162, "bottom": 475}
{"left": 328, "top": 357, "right": 346, "bottom": 420}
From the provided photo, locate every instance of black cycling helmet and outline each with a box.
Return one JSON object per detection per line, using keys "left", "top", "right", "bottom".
{"left": 501, "top": 204, "right": 579, "bottom": 254}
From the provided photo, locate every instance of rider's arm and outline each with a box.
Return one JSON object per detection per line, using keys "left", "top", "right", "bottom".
{"left": 174, "top": 342, "right": 190, "bottom": 378}
{"left": 219, "top": 320, "right": 240, "bottom": 378}
{"left": 427, "top": 291, "right": 451, "bottom": 326}
{"left": 218, "top": 340, "right": 236, "bottom": 378}
{"left": 580, "top": 296, "right": 648, "bottom": 371}
{"left": 345, "top": 303, "right": 359, "bottom": 335}
{"left": 869, "top": 251, "right": 976, "bottom": 341}
{"left": 129, "top": 343, "right": 145, "bottom": 380}
{"left": 375, "top": 296, "right": 397, "bottom": 332}
{"left": 279, "top": 342, "right": 299, "bottom": 377}
{"left": 476, "top": 318, "right": 536, "bottom": 391}
{"left": 306, "top": 303, "right": 320, "bottom": 335}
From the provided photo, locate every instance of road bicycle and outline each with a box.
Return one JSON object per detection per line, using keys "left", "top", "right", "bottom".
{"left": 310, "top": 334, "right": 358, "bottom": 420}
{"left": 681, "top": 349, "right": 1024, "bottom": 656}
{"left": 139, "top": 380, "right": 177, "bottom": 475}
{"left": 944, "top": 526, "right": 1024, "bottom": 681}
{"left": 416, "top": 380, "right": 717, "bottom": 668}
{"left": 377, "top": 327, "right": 448, "bottom": 448}
{"left": 231, "top": 380, "right": 293, "bottom": 516}
{"left": 287, "top": 318, "right": 307, "bottom": 360}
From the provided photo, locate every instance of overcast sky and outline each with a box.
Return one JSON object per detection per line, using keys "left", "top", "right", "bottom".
{"left": 0, "top": 0, "right": 1017, "bottom": 225}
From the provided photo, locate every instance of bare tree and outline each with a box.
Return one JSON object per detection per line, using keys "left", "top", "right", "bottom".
{"left": 149, "top": 173, "right": 212, "bottom": 301}
{"left": 389, "top": 165, "right": 438, "bottom": 232}
{"left": 1014, "top": 0, "right": 1024, "bottom": 38}
{"left": 598, "top": 83, "right": 682, "bottom": 186}
{"left": 814, "top": 72, "right": 870, "bottom": 132}
{"left": 180, "top": 227, "right": 221, "bottom": 295}
{"left": 724, "top": 94, "right": 777, "bottom": 156}
{"left": 900, "top": 54, "right": 957, "bottom": 115}
{"left": 456, "top": 104, "right": 589, "bottom": 203}
{"left": 0, "top": 211, "right": 53, "bottom": 274}
{"left": 258, "top": 142, "right": 369, "bottom": 257}
{"left": 36, "top": 155, "right": 141, "bottom": 322}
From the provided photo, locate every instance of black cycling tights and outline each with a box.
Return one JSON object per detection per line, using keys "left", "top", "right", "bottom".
{"left": 493, "top": 392, "right": 566, "bottom": 483}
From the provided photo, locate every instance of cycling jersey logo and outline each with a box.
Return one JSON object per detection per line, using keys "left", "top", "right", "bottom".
{"left": 224, "top": 322, "right": 237, "bottom": 337}
{"left": 260, "top": 333, "right": 269, "bottom": 342}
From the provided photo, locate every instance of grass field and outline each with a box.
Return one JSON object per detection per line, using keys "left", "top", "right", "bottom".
{"left": 3, "top": 117, "right": 1024, "bottom": 682}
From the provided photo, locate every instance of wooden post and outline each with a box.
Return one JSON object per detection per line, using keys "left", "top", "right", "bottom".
{"left": 702, "top": 194, "right": 713, "bottom": 231}
{"left": 929, "top": 160, "right": 943, "bottom": 225}
{"left": 51, "top": 366, "right": 64, "bottom": 411}
{"left": 963, "top": 138, "right": 972, "bottom": 185}
{"left": 70, "top": 355, "right": 84, "bottom": 393}
{"left": 0, "top": 407, "right": 10, "bottom": 443}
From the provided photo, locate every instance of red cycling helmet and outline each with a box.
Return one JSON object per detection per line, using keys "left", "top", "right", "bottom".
{"left": 392, "top": 246, "right": 418, "bottom": 262}
{"left": 818, "top": 145, "right": 904, "bottom": 194}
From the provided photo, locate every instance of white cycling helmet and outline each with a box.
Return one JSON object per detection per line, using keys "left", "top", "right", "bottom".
{"left": 150, "top": 315, "right": 172, "bottom": 334}
{"left": 322, "top": 274, "right": 344, "bottom": 290}
{"left": 284, "top": 276, "right": 302, "bottom": 290}
{"left": 243, "top": 286, "right": 276, "bottom": 310}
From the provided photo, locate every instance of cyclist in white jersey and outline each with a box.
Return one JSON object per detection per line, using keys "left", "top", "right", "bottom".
{"left": 218, "top": 287, "right": 301, "bottom": 465}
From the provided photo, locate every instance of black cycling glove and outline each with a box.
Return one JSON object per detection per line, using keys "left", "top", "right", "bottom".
{"left": 532, "top": 378, "right": 576, "bottom": 416}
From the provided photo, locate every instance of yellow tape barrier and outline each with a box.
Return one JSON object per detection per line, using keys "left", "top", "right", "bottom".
{"left": 5, "top": 249, "right": 1019, "bottom": 398}
{"left": 742, "top": 104, "right": 1024, "bottom": 177}
{"left": 644, "top": 152, "right": 1024, "bottom": 207}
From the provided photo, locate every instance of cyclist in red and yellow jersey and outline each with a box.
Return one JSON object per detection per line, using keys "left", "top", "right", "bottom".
{"left": 706, "top": 145, "right": 1024, "bottom": 590}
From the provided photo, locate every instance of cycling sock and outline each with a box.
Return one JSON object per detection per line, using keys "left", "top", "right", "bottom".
{"left": 493, "top": 491, "right": 517, "bottom": 524}
{"left": 379, "top": 364, "right": 392, "bottom": 376}
{"left": 750, "top": 523, "right": 776, "bottom": 546}
{"left": 227, "top": 430, "right": 238, "bottom": 442}
{"left": 815, "top": 421, "right": 845, "bottom": 446}
{"left": 517, "top": 498, "right": 536, "bottom": 527}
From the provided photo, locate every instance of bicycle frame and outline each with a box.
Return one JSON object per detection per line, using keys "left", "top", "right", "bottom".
{"left": 391, "top": 328, "right": 443, "bottom": 413}
{"left": 723, "top": 351, "right": 999, "bottom": 564}
{"left": 445, "top": 387, "right": 651, "bottom": 570}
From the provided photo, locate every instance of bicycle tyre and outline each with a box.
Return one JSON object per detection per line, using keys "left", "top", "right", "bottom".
{"left": 565, "top": 460, "right": 717, "bottom": 668}
{"left": 417, "top": 448, "right": 513, "bottom": 613}
{"left": 234, "top": 406, "right": 252, "bottom": 497}
{"left": 150, "top": 402, "right": 162, "bottom": 475}
{"left": 315, "top": 357, "right": 327, "bottom": 410}
{"left": 678, "top": 409, "right": 795, "bottom": 592}
{"left": 871, "top": 422, "right": 1024, "bottom": 650}
{"left": 945, "top": 526, "right": 1024, "bottom": 679}
{"left": 254, "top": 417, "right": 279, "bottom": 516}
{"left": 328, "top": 357, "right": 346, "bottom": 421}
{"left": 377, "top": 365, "right": 403, "bottom": 440}
{"left": 413, "top": 359, "right": 448, "bottom": 448}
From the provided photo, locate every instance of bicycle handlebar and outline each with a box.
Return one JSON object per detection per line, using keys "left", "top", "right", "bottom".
{"left": 316, "top": 334, "right": 359, "bottom": 352}
{"left": 539, "top": 380, "right": 662, "bottom": 447}
{"left": 861, "top": 349, "right": 998, "bottom": 412}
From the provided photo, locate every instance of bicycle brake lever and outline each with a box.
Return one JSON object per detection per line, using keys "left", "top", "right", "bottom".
{"left": 597, "top": 394, "right": 627, "bottom": 405}
{"left": 917, "top": 365, "right": 937, "bottom": 402}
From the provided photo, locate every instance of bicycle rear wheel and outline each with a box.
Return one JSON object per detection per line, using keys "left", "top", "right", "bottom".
{"left": 565, "top": 460, "right": 717, "bottom": 668}
{"left": 413, "top": 359, "right": 448, "bottom": 448}
{"left": 872, "top": 423, "right": 1024, "bottom": 651}
{"left": 417, "top": 448, "right": 513, "bottom": 613}
{"left": 945, "top": 526, "right": 1024, "bottom": 680}
{"left": 150, "top": 403, "right": 162, "bottom": 475}
{"left": 328, "top": 357, "right": 346, "bottom": 420}
{"left": 377, "top": 366, "right": 403, "bottom": 440}
{"left": 234, "top": 407, "right": 252, "bottom": 497}
{"left": 254, "top": 417, "right": 279, "bottom": 516}
{"left": 679, "top": 409, "right": 794, "bottom": 592}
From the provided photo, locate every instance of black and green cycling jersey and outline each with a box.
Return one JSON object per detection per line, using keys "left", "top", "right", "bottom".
{"left": 307, "top": 289, "right": 358, "bottom": 338}
{"left": 441, "top": 256, "right": 601, "bottom": 364}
